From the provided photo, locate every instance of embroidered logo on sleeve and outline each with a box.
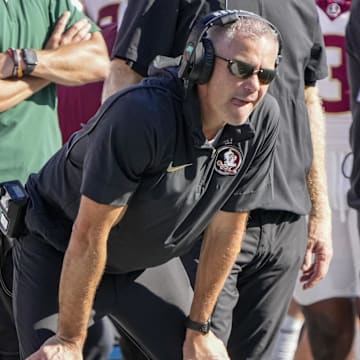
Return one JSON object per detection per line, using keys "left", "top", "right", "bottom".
{"left": 215, "top": 147, "right": 242, "bottom": 175}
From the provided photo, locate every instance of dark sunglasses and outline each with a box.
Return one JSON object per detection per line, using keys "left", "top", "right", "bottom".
{"left": 215, "top": 54, "right": 277, "bottom": 85}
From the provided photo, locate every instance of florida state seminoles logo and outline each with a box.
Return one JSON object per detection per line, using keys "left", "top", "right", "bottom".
{"left": 215, "top": 147, "right": 242, "bottom": 175}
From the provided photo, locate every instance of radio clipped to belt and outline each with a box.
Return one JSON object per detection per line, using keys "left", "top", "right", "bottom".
{"left": 0, "top": 180, "right": 28, "bottom": 238}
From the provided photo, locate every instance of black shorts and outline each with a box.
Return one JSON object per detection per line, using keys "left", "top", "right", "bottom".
{"left": 112, "top": 0, "right": 209, "bottom": 76}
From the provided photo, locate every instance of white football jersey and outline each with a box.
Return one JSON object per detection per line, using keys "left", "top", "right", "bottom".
{"left": 317, "top": 1, "right": 351, "bottom": 129}
{"left": 316, "top": 0, "right": 352, "bottom": 217}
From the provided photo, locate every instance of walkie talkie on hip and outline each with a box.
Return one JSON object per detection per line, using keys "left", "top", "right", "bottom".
{"left": 0, "top": 180, "right": 28, "bottom": 238}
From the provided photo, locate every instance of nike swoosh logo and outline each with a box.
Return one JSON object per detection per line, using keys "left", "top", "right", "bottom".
{"left": 167, "top": 161, "right": 192, "bottom": 173}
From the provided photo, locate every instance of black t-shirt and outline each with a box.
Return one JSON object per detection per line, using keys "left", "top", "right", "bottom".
{"left": 255, "top": 0, "right": 328, "bottom": 214}
{"left": 111, "top": 0, "right": 212, "bottom": 77}
{"left": 25, "top": 67, "right": 279, "bottom": 273}
{"left": 112, "top": 0, "right": 328, "bottom": 215}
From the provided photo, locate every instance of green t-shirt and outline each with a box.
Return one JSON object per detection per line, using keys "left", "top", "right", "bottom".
{"left": 0, "top": 0, "right": 98, "bottom": 184}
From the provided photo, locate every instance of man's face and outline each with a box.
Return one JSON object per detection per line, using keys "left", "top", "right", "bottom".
{"left": 199, "top": 33, "right": 278, "bottom": 136}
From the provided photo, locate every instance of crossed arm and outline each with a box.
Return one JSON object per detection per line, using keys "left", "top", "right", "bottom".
{"left": 0, "top": 11, "right": 109, "bottom": 112}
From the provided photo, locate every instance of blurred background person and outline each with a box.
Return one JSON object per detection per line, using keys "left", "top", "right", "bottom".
{"left": 0, "top": 2, "right": 113, "bottom": 359}
{"left": 101, "top": 0, "right": 210, "bottom": 100}
{"left": 273, "top": 1, "right": 360, "bottom": 359}
{"left": 347, "top": 0, "right": 360, "bottom": 233}
{"left": 346, "top": 0, "right": 360, "bottom": 356}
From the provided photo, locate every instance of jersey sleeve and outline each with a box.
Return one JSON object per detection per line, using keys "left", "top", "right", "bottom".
{"left": 221, "top": 96, "right": 280, "bottom": 212}
{"left": 80, "top": 87, "right": 170, "bottom": 206}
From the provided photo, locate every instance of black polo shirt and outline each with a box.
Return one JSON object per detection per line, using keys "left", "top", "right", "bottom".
{"left": 112, "top": 0, "right": 211, "bottom": 77}
{"left": 25, "top": 67, "right": 279, "bottom": 273}
{"left": 112, "top": 0, "right": 328, "bottom": 215}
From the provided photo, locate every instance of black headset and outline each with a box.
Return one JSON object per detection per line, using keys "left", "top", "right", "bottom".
{"left": 178, "top": 9, "right": 283, "bottom": 85}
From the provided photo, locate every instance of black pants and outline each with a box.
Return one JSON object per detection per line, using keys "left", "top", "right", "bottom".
{"left": 119, "top": 210, "right": 307, "bottom": 360}
{"left": 226, "top": 211, "right": 307, "bottom": 359}
{"left": 183, "top": 210, "right": 307, "bottom": 359}
{"left": 12, "top": 233, "right": 193, "bottom": 360}
{"left": 13, "top": 211, "right": 306, "bottom": 360}
{"left": 1, "top": 234, "right": 118, "bottom": 360}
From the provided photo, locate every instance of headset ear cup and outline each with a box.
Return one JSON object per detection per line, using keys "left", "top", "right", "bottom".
{"left": 197, "top": 38, "right": 215, "bottom": 84}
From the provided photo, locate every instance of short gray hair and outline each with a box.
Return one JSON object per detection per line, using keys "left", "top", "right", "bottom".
{"left": 208, "top": 16, "right": 280, "bottom": 54}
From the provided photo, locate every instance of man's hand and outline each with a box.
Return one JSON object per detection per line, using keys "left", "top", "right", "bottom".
{"left": 45, "top": 11, "right": 91, "bottom": 50}
{"left": 183, "top": 330, "right": 230, "bottom": 360}
{"left": 299, "top": 214, "right": 333, "bottom": 289}
{"left": 25, "top": 335, "right": 82, "bottom": 360}
{"left": 0, "top": 52, "right": 15, "bottom": 79}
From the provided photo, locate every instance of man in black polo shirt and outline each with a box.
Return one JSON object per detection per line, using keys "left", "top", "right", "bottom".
{"left": 12, "top": 10, "right": 280, "bottom": 360}
{"left": 102, "top": 0, "right": 333, "bottom": 359}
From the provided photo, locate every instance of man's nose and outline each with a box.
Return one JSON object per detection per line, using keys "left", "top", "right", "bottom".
{"left": 242, "top": 73, "right": 261, "bottom": 92}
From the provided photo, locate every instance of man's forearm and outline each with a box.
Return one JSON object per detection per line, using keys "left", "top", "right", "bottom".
{"left": 101, "top": 58, "right": 143, "bottom": 102}
{"left": 297, "top": 86, "right": 333, "bottom": 289}
{"left": 57, "top": 225, "right": 107, "bottom": 347}
{"left": 57, "top": 197, "right": 126, "bottom": 347}
{"left": 0, "top": 77, "right": 50, "bottom": 112}
{"left": 305, "top": 86, "right": 331, "bottom": 219}
{"left": 32, "top": 32, "right": 109, "bottom": 86}
{"left": 189, "top": 211, "right": 248, "bottom": 323}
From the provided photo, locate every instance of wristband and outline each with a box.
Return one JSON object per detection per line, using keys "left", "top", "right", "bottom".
{"left": 185, "top": 316, "right": 211, "bottom": 334}
{"left": 17, "top": 60, "right": 23, "bottom": 78}
{"left": 6, "top": 48, "right": 19, "bottom": 78}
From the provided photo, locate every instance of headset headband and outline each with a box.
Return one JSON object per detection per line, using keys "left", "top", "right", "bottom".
{"left": 178, "top": 9, "right": 282, "bottom": 83}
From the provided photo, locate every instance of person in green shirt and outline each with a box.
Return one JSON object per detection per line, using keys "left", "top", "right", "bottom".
{"left": 0, "top": 0, "right": 109, "bottom": 184}
{"left": 0, "top": 1, "right": 110, "bottom": 359}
